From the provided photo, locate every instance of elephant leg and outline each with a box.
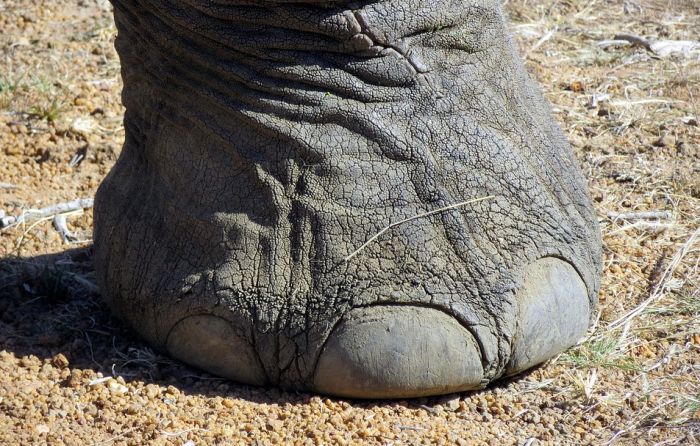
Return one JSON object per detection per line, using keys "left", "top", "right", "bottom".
{"left": 94, "top": 0, "right": 601, "bottom": 398}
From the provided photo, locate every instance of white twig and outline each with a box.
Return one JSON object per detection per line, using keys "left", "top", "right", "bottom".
{"left": 589, "top": 93, "right": 611, "bottom": 109}
{"left": 0, "top": 182, "right": 18, "bottom": 190}
{"left": 1, "top": 198, "right": 94, "bottom": 228}
{"left": 53, "top": 213, "right": 78, "bottom": 243}
{"left": 608, "top": 221, "right": 673, "bottom": 235}
{"left": 344, "top": 196, "right": 495, "bottom": 262}
{"left": 607, "top": 211, "right": 673, "bottom": 222}
{"left": 527, "top": 29, "right": 556, "bottom": 57}
{"left": 160, "top": 428, "right": 206, "bottom": 438}
{"left": 88, "top": 376, "right": 113, "bottom": 386}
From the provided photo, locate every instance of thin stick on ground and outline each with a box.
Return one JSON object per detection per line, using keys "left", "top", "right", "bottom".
{"left": 613, "top": 33, "right": 652, "bottom": 51}
{"left": 0, "top": 198, "right": 94, "bottom": 229}
{"left": 53, "top": 211, "right": 85, "bottom": 243}
{"left": 344, "top": 195, "right": 495, "bottom": 262}
{"left": 608, "top": 210, "right": 673, "bottom": 222}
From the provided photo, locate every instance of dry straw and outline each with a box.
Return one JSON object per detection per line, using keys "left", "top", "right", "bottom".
{"left": 344, "top": 195, "right": 495, "bottom": 261}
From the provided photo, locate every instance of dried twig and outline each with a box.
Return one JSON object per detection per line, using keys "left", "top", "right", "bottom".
{"left": 650, "top": 40, "right": 699, "bottom": 58}
{"left": 613, "top": 33, "right": 652, "bottom": 51}
{"left": 608, "top": 221, "right": 673, "bottom": 235}
{"left": 1, "top": 198, "right": 93, "bottom": 228}
{"left": 527, "top": 28, "right": 556, "bottom": 57}
{"left": 344, "top": 196, "right": 494, "bottom": 262}
{"left": 599, "top": 34, "right": 698, "bottom": 58}
{"left": 597, "top": 39, "right": 633, "bottom": 50}
{"left": 607, "top": 211, "right": 673, "bottom": 222}
{"left": 53, "top": 213, "right": 79, "bottom": 243}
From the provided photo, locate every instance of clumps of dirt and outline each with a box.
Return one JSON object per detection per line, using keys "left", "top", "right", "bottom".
{"left": 1, "top": 0, "right": 699, "bottom": 444}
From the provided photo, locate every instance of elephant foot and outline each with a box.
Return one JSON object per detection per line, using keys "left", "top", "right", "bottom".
{"left": 163, "top": 258, "right": 589, "bottom": 398}
{"left": 96, "top": 0, "right": 603, "bottom": 399}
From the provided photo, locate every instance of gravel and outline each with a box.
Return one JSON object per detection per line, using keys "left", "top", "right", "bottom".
{"left": 1, "top": 0, "right": 698, "bottom": 444}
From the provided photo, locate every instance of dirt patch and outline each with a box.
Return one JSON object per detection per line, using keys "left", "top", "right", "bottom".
{"left": 1, "top": 0, "right": 698, "bottom": 444}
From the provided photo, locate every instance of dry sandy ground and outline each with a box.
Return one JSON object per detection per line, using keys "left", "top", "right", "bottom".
{"left": 1, "top": 0, "right": 699, "bottom": 444}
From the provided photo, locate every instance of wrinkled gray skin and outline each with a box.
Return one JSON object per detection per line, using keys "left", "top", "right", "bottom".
{"left": 94, "top": 0, "right": 602, "bottom": 398}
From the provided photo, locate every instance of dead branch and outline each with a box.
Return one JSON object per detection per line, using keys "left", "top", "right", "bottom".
{"left": 0, "top": 198, "right": 94, "bottom": 228}
{"left": 597, "top": 39, "right": 632, "bottom": 50}
{"left": 613, "top": 33, "right": 652, "bottom": 51}
{"left": 607, "top": 211, "right": 673, "bottom": 222}
{"left": 53, "top": 213, "right": 78, "bottom": 243}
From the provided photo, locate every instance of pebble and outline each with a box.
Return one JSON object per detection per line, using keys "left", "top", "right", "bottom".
{"left": 222, "top": 398, "right": 236, "bottom": 409}
{"left": 266, "top": 418, "right": 284, "bottom": 431}
{"left": 108, "top": 380, "right": 128, "bottom": 395}
{"left": 50, "top": 354, "right": 69, "bottom": 370}
{"left": 145, "top": 384, "right": 160, "bottom": 399}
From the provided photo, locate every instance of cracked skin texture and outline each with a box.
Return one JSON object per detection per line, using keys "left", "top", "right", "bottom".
{"left": 93, "top": 0, "right": 602, "bottom": 398}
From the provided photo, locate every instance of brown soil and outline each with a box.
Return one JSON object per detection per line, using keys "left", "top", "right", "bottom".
{"left": 1, "top": 0, "right": 698, "bottom": 445}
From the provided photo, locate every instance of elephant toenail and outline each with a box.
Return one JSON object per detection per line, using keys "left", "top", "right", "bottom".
{"left": 506, "top": 257, "right": 590, "bottom": 376}
{"left": 314, "top": 306, "right": 484, "bottom": 398}
{"left": 166, "top": 315, "right": 267, "bottom": 386}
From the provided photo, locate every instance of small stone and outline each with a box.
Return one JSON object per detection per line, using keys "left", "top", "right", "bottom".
{"left": 566, "top": 81, "right": 585, "bottom": 92}
{"left": 85, "top": 404, "right": 98, "bottom": 417}
{"left": 652, "top": 134, "right": 675, "bottom": 148}
{"left": 71, "top": 117, "right": 95, "bottom": 135}
{"left": 266, "top": 418, "right": 284, "bottom": 431}
{"left": 692, "top": 333, "right": 700, "bottom": 345}
{"left": 68, "top": 369, "right": 83, "bottom": 388}
{"left": 51, "top": 353, "right": 69, "bottom": 370}
{"left": 145, "top": 384, "right": 160, "bottom": 399}
{"left": 222, "top": 398, "right": 235, "bottom": 409}
{"left": 35, "top": 424, "right": 50, "bottom": 434}
{"left": 4, "top": 145, "right": 21, "bottom": 156}
{"left": 442, "top": 397, "right": 461, "bottom": 411}
{"left": 108, "top": 379, "right": 128, "bottom": 395}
